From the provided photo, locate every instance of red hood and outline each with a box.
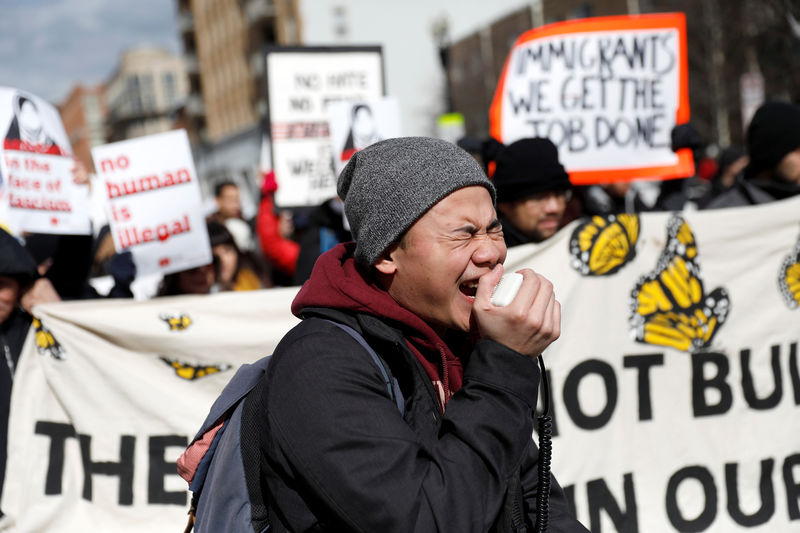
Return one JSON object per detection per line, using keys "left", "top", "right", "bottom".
{"left": 292, "top": 242, "right": 463, "bottom": 408}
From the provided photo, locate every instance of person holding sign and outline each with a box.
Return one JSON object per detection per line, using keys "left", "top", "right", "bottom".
{"left": 706, "top": 101, "right": 800, "bottom": 209}
{"left": 240, "top": 137, "right": 587, "bottom": 532}
{"left": 492, "top": 138, "right": 574, "bottom": 246}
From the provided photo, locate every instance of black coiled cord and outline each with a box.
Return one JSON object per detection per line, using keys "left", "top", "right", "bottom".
{"left": 535, "top": 354, "right": 552, "bottom": 532}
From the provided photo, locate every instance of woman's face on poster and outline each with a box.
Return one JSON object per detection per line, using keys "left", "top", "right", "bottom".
{"left": 352, "top": 106, "right": 376, "bottom": 140}
{"left": 18, "top": 100, "right": 43, "bottom": 139}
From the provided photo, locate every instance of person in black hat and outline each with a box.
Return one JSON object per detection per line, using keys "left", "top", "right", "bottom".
{"left": 492, "top": 138, "right": 573, "bottom": 246}
{"left": 705, "top": 101, "right": 800, "bottom": 209}
{"left": 230, "top": 137, "right": 587, "bottom": 532}
{"left": 0, "top": 229, "right": 41, "bottom": 517}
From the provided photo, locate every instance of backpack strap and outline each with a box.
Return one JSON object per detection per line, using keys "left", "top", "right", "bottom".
{"left": 323, "top": 319, "right": 405, "bottom": 416}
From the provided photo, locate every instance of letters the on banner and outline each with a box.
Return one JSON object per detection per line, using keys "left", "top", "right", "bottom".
{"left": 92, "top": 129, "right": 212, "bottom": 277}
{"left": 490, "top": 14, "right": 693, "bottom": 184}
{"left": 0, "top": 87, "right": 91, "bottom": 235}
{"left": 4, "top": 200, "right": 800, "bottom": 531}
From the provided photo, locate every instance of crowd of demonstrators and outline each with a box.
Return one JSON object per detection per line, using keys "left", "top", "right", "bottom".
{"left": 4, "top": 100, "right": 799, "bottom": 302}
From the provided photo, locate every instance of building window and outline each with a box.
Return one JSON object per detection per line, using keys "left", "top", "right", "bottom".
{"left": 128, "top": 75, "right": 142, "bottom": 114}
{"left": 140, "top": 74, "right": 156, "bottom": 111}
{"left": 163, "top": 72, "right": 177, "bottom": 107}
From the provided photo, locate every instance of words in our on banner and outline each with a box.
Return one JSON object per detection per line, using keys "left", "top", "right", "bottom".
{"left": 548, "top": 341, "right": 800, "bottom": 531}
{"left": 507, "top": 31, "right": 676, "bottom": 153}
{"left": 100, "top": 154, "right": 194, "bottom": 250}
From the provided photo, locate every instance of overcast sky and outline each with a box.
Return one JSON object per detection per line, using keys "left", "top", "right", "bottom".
{"left": 0, "top": 0, "right": 181, "bottom": 106}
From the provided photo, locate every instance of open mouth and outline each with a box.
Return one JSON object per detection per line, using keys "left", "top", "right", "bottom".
{"left": 459, "top": 280, "right": 479, "bottom": 299}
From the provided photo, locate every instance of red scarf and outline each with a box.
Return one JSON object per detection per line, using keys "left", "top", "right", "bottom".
{"left": 292, "top": 243, "right": 465, "bottom": 412}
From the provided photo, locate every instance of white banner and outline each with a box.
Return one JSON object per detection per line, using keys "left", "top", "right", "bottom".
{"left": 3, "top": 197, "right": 800, "bottom": 532}
{"left": 266, "top": 47, "right": 384, "bottom": 207}
{"left": 490, "top": 14, "right": 693, "bottom": 184}
{"left": 0, "top": 87, "right": 90, "bottom": 235}
{"left": 91, "top": 130, "right": 212, "bottom": 277}
{"left": 3, "top": 288, "right": 301, "bottom": 532}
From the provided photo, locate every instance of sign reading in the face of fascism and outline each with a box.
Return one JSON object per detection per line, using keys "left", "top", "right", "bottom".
{"left": 0, "top": 87, "right": 91, "bottom": 235}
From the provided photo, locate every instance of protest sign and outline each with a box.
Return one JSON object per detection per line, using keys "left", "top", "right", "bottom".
{"left": 265, "top": 46, "right": 384, "bottom": 207}
{"left": 4, "top": 197, "right": 800, "bottom": 532}
{"left": 91, "top": 130, "right": 211, "bottom": 277}
{"left": 0, "top": 87, "right": 90, "bottom": 235}
{"left": 326, "top": 97, "right": 401, "bottom": 174}
{"left": 490, "top": 13, "right": 693, "bottom": 184}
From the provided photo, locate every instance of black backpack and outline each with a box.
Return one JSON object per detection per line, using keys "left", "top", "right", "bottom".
{"left": 178, "top": 320, "right": 403, "bottom": 533}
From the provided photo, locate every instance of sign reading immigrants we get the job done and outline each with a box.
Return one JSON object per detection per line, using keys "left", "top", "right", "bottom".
{"left": 91, "top": 129, "right": 211, "bottom": 276}
{"left": 490, "top": 13, "right": 693, "bottom": 184}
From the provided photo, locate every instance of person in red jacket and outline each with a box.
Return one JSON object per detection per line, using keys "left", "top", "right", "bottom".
{"left": 255, "top": 170, "right": 299, "bottom": 284}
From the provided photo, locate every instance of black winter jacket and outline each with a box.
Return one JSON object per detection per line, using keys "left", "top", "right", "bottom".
{"left": 241, "top": 306, "right": 587, "bottom": 532}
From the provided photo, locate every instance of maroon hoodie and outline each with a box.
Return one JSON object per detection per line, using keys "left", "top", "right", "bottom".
{"left": 291, "top": 242, "right": 465, "bottom": 411}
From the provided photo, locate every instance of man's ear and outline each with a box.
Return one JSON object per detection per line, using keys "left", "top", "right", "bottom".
{"left": 373, "top": 244, "right": 399, "bottom": 275}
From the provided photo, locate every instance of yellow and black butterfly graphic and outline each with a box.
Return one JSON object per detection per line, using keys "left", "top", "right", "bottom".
{"left": 32, "top": 317, "right": 65, "bottom": 360}
{"left": 159, "top": 312, "right": 192, "bottom": 331}
{"left": 570, "top": 214, "right": 640, "bottom": 276}
{"left": 629, "top": 215, "right": 730, "bottom": 353}
{"left": 159, "top": 356, "right": 231, "bottom": 380}
{"left": 778, "top": 232, "right": 800, "bottom": 309}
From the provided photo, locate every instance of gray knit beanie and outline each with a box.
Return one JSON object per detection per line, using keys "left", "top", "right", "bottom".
{"left": 337, "top": 137, "right": 496, "bottom": 266}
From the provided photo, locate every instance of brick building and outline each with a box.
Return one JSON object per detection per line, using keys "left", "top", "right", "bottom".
{"left": 58, "top": 85, "right": 106, "bottom": 172}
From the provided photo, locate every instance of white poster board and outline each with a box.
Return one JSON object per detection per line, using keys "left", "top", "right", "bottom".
{"left": 0, "top": 87, "right": 90, "bottom": 235}
{"left": 266, "top": 46, "right": 384, "bottom": 207}
{"left": 327, "top": 97, "right": 401, "bottom": 174}
{"left": 91, "top": 130, "right": 211, "bottom": 277}
{"left": 490, "top": 14, "right": 693, "bottom": 184}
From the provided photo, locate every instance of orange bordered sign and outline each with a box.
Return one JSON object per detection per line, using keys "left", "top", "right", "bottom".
{"left": 489, "top": 13, "right": 692, "bottom": 185}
